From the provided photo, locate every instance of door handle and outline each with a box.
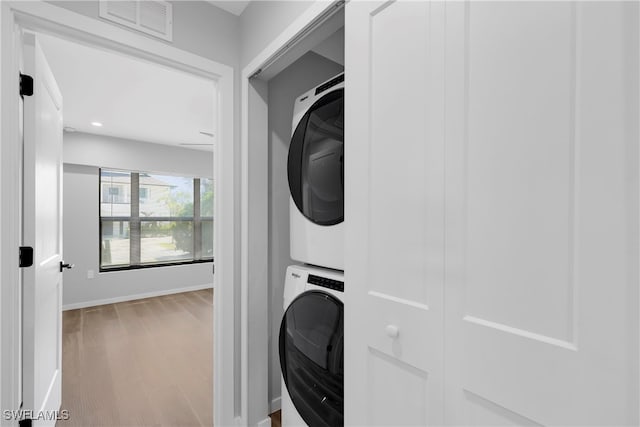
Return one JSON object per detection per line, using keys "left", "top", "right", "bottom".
{"left": 59, "top": 261, "right": 74, "bottom": 272}
{"left": 385, "top": 324, "right": 399, "bottom": 338}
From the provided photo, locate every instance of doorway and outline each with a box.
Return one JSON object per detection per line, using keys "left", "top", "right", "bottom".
{"left": 240, "top": 4, "right": 345, "bottom": 424}
{"left": 36, "top": 31, "right": 215, "bottom": 425}
{"left": 0, "top": 2, "right": 236, "bottom": 425}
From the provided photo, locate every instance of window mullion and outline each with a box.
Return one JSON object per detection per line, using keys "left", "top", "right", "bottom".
{"left": 194, "top": 178, "right": 201, "bottom": 260}
{"left": 130, "top": 172, "right": 141, "bottom": 265}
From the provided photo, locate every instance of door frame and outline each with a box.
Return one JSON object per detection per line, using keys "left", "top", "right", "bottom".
{"left": 240, "top": 1, "right": 344, "bottom": 424}
{"left": 0, "top": 2, "right": 236, "bottom": 425}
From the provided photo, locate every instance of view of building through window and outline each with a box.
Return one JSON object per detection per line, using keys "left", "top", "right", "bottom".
{"left": 100, "top": 169, "right": 213, "bottom": 270}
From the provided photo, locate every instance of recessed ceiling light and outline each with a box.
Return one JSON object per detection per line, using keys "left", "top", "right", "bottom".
{"left": 91, "top": 121, "right": 103, "bottom": 127}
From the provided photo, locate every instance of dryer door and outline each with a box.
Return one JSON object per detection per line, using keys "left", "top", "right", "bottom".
{"left": 279, "top": 291, "right": 344, "bottom": 426}
{"left": 288, "top": 89, "right": 344, "bottom": 226}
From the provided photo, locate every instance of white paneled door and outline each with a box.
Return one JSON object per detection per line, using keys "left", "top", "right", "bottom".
{"left": 345, "top": 1, "right": 446, "bottom": 425}
{"left": 444, "top": 2, "right": 638, "bottom": 425}
{"left": 22, "top": 32, "right": 65, "bottom": 426}
{"left": 345, "top": 1, "right": 638, "bottom": 425}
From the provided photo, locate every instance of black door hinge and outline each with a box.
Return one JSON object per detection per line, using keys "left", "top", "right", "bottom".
{"left": 20, "top": 73, "right": 33, "bottom": 97}
{"left": 19, "top": 246, "right": 34, "bottom": 268}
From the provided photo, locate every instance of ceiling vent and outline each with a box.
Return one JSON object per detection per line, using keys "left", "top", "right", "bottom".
{"left": 99, "top": 0, "right": 173, "bottom": 42}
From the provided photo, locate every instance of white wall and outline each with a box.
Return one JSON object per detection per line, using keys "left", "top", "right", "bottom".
{"left": 64, "top": 131, "right": 213, "bottom": 176}
{"left": 311, "top": 27, "right": 344, "bottom": 66}
{"left": 240, "top": 0, "right": 316, "bottom": 69}
{"left": 47, "top": 0, "right": 240, "bottom": 68}
{"left": 266, "top": 51, "right": 343, "bottom": 410}
{"left": 62, "top": 132, "right": 213, "bottom": 309}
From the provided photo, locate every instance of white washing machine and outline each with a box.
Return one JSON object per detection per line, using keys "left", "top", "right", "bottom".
{"left": 288, "top": 73, "right": 344, "bottom": 271}
{"left": 279, "top": 264, "right": 344, "bottom": 426}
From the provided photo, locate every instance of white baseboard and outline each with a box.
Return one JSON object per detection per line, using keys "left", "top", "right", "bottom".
{"left": 62, "top": 283, "right": 213, "bottom": 310}
{"left": 270, "top": 396, "right": 282, "bottom": 413}
{"left": 256, "top": 417, "right": 272, "bottom": 427}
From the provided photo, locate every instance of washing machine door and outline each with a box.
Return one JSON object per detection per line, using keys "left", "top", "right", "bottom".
{"left": 288, "top": 88, "right": 344, "bottom": 226}
{"left": 279, "top": 291, "right": 344, "bottom": 426}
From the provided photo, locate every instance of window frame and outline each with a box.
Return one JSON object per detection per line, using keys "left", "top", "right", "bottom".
{"left": 99, "top": 168, "right": 214, "bottom": 272}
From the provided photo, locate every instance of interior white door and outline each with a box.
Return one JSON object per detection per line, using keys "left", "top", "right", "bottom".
{"left": 21, "top": 31, "right": 64, "bottom": 426}
{"left": 345, "top": 0, "right": 638, "bottom": 425}
{"left": 443, "top": 2, "right": 638, "bottom": 425}
{"left": 344, "top": 1, "right": 446, "bottom": 425}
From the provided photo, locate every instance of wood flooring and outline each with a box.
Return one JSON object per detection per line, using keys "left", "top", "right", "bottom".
{"left": 269, "top": 410, "right": 281, "bottom": 427}
{"left": 57, "top": 289, "right": 213, "bottom": 427}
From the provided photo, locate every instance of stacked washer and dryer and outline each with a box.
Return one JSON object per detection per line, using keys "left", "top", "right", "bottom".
{"left": 279, "top": 73, "right": 345, "bottom": 427}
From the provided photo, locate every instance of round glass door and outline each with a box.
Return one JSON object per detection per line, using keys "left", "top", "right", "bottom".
{"left": 288, "top": 89, "right": 344, "bottom": 226}
{"left": 279, "top": 291, "right": 344, "bottom": 426}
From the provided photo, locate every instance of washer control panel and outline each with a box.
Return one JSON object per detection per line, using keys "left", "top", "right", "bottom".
{"left": 307, "top": 274, "right": 344, "bottom": 292}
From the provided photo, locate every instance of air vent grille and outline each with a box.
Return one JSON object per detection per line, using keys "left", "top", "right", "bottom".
{"left": 106, "top": 1, "right": 136, "bottom": 23}
{"left": 100, "top": 0, "right": 173, "bottom": 42}
{"left": 140, "top": 1, "right": 167, "bottom": 34}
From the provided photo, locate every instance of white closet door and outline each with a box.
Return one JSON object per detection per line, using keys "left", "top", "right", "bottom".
{"left": 345, "top": 0, "right": 638, "bottom": 425}
{"left": 444, "top": 2, "right": 638, "bottom": 425}
{"left": 344, "top": 1, "right": 446, "bottom": 425}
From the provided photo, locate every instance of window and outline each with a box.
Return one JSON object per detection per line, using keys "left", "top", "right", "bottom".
{"left": 100, "top": 168, "right": 213, "bottom": 271}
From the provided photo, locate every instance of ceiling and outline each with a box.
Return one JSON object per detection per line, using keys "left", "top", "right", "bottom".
{"left": 38, "top": 34, "right": 217, "bottom": 151}
{"left": 206, "top": 0, "right": 251, "bottom": 16}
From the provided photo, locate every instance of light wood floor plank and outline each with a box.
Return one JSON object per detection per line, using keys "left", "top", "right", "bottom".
{"left": 57, "top": 290, "right": 214, "bottom": 427}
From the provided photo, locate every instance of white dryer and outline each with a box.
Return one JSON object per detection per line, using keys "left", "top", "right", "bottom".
{"left": 279, "top": 264, "right": 344, "bottom": 427}
{"left": 288, "top": 73, "right": 344, "bottom": 271}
